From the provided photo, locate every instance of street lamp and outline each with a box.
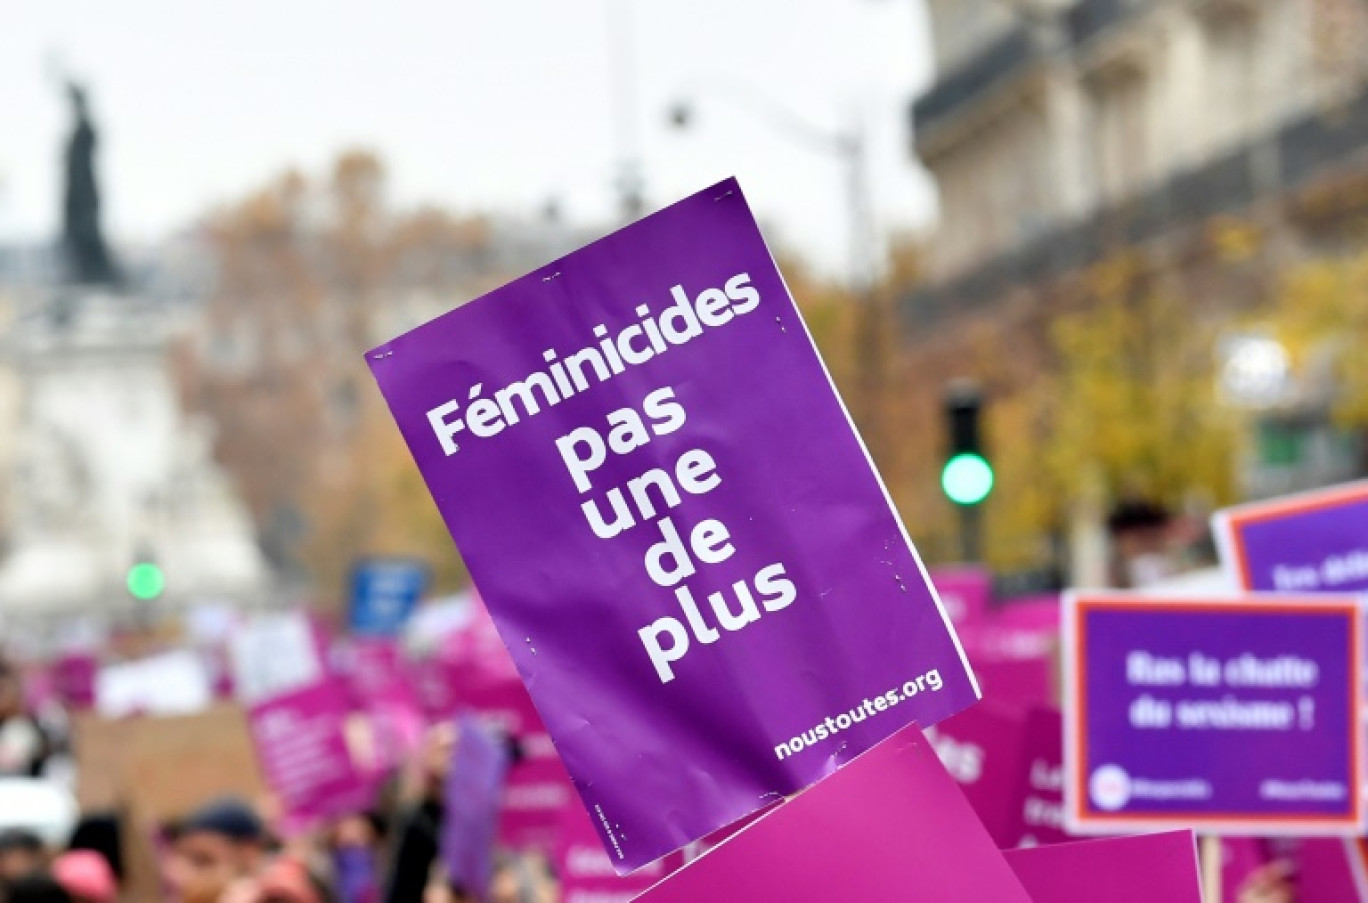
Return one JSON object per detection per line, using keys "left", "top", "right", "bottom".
{"left": 667, "top": 90, "right": 884, "bottom": 453}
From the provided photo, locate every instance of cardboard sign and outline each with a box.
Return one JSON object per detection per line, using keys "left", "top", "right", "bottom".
{"left": 924, "top": 699, "right": 1026, "bottom": 847}
{"left": 366, "top": 178, "right": 978, "bottom": 870}
{"left": 635, "top": 723, "right": 1029, "bottom": 901}
{"left": 71, "top": 704, "right": 268, "bottom": 821}
{"left": 350, "top": 558, "right": 428, "bottom": 635}
{"left": 1003, "top": 706, "right": 1070, "bottom": 848}
{"left": 1063, "top": 593, "right": 1364, "bottom": 835}
{"left": 441, "top": 716, "right": 509, "bottom": 898}
{"left": 1004, "top": 831, "right": 1202, "bottom": 902}
{"left": 1214, "top": 480, "right": 1368, "bottom": 593}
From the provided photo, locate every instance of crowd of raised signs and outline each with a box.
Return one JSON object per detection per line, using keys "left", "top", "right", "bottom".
{"left": 7, "top": 178, "right": 1368, "bottom": 902}
{"left": 1, "top": 477, "right": 1366, "bottom": 902}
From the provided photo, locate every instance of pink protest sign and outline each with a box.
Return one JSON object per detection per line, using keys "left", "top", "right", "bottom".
{"left": 556, "top": 805, "right": 674, "bottom": 903}
{"left": 367, "top": 178, "right": 979, "bottom": 870}
{"left": 342, "top": 637, "right": 419, "bottom": 711}
{"left": 1003, "top": 831, "right": 1201, "bottom": 902}
{"left": 929, "top": 566, "right": 992, "bottom": 626}
{"left": 924, "top": 699, "right": 1026, "bottom": 847}
{"left": 231, "top": 612, "right": 373, "bottom": 828}
{"left": 1003, "top": 706, "right": 1070, "bottom": 847}
{"left": 635, "top": 723, "right": 1029, "bottom": 902}
{"left": 1219, "top": 838, "right": 1270, "bottom": 903}
{"left": 52, "top": 653, "right": 97, "bottom": 709}
{"left": 248, "top": 681, "right": 374, "bottom": 828}
{"left": 469, "top": 678, "right": 575, "bottom": 854}
{"left": 960, "top": 595, "right": 1059, "bottom": 709}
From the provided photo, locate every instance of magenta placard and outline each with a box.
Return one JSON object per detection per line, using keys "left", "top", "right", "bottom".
{"left": 1003, "top": 706, "right": 1071, "bottom": 848}
{"left": 925, "top": 699, "right": 1026, "bottom": 847}
{"left": 929, "top": 566, "right": 992, "bottom": 626}
{"left": 1004, "top": 831, "right": 1201, "bottom": 902}
{"left": 635, "top": 723, "right": 1029, "bottom": 902}
{"left": 556, "top": 804, "right": 674, "bottom": 903}
{"left": 248, "top": 680, "right": 373, "bottom": 828}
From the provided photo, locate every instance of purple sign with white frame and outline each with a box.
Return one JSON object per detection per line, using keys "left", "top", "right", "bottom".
{"left": 366, "top": 178, "right": 978, "bottom": 871}
{"left": 1213, "top": 480, "right": 1368, "bottom": 593}
{"left": 1063, "top": 592, "right": 1364, "bottom": 836}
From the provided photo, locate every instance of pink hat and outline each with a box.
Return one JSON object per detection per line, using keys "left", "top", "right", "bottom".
{"left": 52, "top": 850, "right": 118, "bottom": 903}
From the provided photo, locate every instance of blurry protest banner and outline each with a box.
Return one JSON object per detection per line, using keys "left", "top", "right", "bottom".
{"left": 1002, "top": 706, "right": 1070, "bottom": 848}
{"left": 230, "top": 612, "right": 372, "bottom": 830}
{"left": 635, "top": 723, "right": 1029, "bottom": 901}
{"left": 1003, "top": 831, "right": 1201, "bottom": 902}
{"left": 924, "top": 698, "right": 1026, "bottom": 847}
{"left": 366, "top": 177, "right": 978, "bottom": 870}
{"left": 95, "top": 649, "right": 212, "bottom": 717}
{"left": 1295, "top": 838, "right": 1365, "bottom": 903}
{"left": 929, "top": 565, "right": 992, "bottom": 626}
{"left": 1213, "top": 480, "right": 1368, "bottom": 593}
{"left": 556, "top": 804, "right": 674, "bottom": 903}
{"left": 441, "top": 716, "right": 509, "bottom": 900}
{"left": 1063, "top": 593, "right": 1364, "bottom": 836}
{"left": 349, "top": 558, "right": 429, "bottom": 635}
{"left": 959, "top": 594, "right": 1060, "bottom": 710}
{"left": 52, "top": 652, "right": 97, "bottom": 710}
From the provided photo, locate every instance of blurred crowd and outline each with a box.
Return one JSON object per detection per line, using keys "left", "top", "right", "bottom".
{"left": 0, "top": 658, "right": 559, "bottom": 903}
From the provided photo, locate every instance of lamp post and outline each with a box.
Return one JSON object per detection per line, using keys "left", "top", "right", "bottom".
{"left": 667, "top": 92, "right": 885, "bottom": 454}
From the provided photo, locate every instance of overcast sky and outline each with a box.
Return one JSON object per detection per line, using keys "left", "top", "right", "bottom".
{"left": 2, "top": 0, "right": 938, "bottom": 277}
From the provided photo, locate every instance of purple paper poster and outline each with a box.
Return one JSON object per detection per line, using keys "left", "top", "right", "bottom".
{"left": 1063, "top": 593, "right": 1364, "bottom": 836}
{"left": 1214, "top": 480, "right": 1368, "bottom": 593}
{"left": 365, "top": 178, "right": 978, "bottom": 870}
{"left": 441, "top": 716, "right": 509, "bottom": 899}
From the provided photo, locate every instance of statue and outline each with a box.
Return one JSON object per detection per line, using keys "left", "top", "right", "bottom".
{"left": 61, "top": 81, "right": 116, "bottom": 286}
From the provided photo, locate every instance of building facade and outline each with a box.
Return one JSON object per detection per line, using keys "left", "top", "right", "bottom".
{"left": 914, "top": 0, "right": 1368, "bottom": 291}
{"left": 906, "top": 0, "right": 1368, "bottom": 505}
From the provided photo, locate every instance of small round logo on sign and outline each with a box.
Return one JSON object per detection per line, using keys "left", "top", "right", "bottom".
{"left": 1089, "top": 765, "right": 1131, "bottom": 812}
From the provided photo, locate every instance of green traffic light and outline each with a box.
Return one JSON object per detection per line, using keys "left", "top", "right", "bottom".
{"left": 941, "top": 452, "right": 994, "bottom": 506}
{"left": 127, "top": 562, "right": 165, "bottom": 601}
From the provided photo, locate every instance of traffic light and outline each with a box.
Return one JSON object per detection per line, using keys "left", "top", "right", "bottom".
{"left": 126, "top": 560, "right": 165, "bottom": 601}
{"left": 941, "top": 384, "right": 993, "bottom": 507}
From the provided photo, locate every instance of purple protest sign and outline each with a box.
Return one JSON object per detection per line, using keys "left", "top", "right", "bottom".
{"left": 366, "top": 178, "right": 978, "bottom": 870}
{"left": 1003, "top": 706, "right": 1071, "bottom": 848}
{"left": 924, "top": 699, "right": 1026, "bottom": 847}
{"left": 1003, "top": 831, "right": 1201, "bottom": 902}
{"left": 1063, "top": 593, "right": 1365, "bottom": 836}
{"left": 1214, "top": 480, "right": 1368, "bottom": 593}
{"left": 441, "top": 716, "right": 509, "bottom": 899}
{"left": 635, "top": 723, "right": 1030, "bottom": 902}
